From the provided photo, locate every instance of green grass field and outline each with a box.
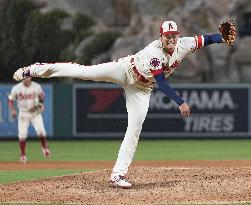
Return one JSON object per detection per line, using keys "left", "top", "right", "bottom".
{"left": 1, "top": 139, "right": 251, "bottom": 162}
{"left": 0, "top": 139, "right": 251, "bottom": 205}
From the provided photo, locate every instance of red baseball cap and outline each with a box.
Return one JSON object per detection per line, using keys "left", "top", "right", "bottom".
{"left": 160, "top": 21, "right": 180, "bottom": 35}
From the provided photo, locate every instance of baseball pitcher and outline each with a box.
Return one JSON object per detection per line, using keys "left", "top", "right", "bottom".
{"left": 13, "top": 20, "right": 236, "bottom": 185}
{"left": 8, "top": 77, "right": 50, "bottom": 163}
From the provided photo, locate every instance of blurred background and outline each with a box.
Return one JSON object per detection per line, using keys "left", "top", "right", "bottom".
{"left": 0, "top": 0, "right": 251, "bottom": 139}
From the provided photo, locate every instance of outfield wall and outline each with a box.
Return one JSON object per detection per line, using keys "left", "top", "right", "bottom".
{"left": 0, "top": 83, "right": 250, "bottom": 139}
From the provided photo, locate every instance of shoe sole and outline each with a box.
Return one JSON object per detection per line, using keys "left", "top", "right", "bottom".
{"left": 109, "top": 180, "right": 132, "bottom": 189}
{"left": 13, "top": 74, "right": 21, "bottom": 81}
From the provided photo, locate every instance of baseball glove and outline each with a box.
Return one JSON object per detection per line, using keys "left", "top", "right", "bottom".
{"left": 219, "top": 20, "right": 237, "bottom": 46}
{"left": 29, "top": 102, "right": 44, "bottom": 113}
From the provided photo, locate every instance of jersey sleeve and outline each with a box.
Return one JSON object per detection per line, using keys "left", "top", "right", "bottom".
{"left": 181, "top": 36, "right": 205, "bottom": 54}
{"left": 36, "top": 84, "right": 45, "bottom": 99}
{"left": 8, "top": 85, "right": 18, "bottom": 101}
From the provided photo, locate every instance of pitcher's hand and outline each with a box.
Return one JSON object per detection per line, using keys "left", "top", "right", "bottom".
{"left": 178, "top": 102, "right": 191, "bottom": 118}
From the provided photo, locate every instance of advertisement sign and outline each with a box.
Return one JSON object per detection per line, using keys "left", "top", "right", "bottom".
{"left": 0, "top": 84, "right": 53, "bottom": 137}
{"left": 73, "top": 84, "right": 126, "bottom": 137}
{"left": 73, "top": 84, "right": 250, "bottom": 138}
{"left": 147, "top": 85, "right": 249, "bottom": 137}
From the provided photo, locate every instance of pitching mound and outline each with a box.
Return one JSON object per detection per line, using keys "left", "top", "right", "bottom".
{"left": 0, "top": 166, "right": 251, "bottom": 204}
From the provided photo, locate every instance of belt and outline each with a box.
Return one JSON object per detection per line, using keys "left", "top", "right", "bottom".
{"left": 130, "top": 58, "right": 149, "bottom": 83}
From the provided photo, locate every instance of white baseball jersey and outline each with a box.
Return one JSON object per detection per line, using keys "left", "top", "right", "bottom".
{"left": 8, "top": 81, "right": 44, "bottom": 117}
{"left": 135, "top": 36, "right": 204, "bottom": 77}
{"left": 121, "top": 35, "right": 204, "bottom": 92}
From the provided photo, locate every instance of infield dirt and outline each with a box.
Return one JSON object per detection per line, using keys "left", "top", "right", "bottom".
{"left": 0, "top": 160, "right": 251, "bottom": 204}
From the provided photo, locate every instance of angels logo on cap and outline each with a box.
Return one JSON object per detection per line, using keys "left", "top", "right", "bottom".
{"left": 160, "top": 21, "right": 180, "bottom": 35}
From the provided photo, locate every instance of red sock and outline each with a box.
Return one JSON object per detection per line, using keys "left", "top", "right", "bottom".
{"left": 39, "top": 136, "right": 48, "bottom": 149}
{"left": 19, "top": 140, "right": 26, "bottom": 156}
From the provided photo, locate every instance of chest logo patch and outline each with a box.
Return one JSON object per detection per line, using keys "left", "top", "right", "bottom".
{"left": 150, "top": 58, "right": 160, "bottom": 68}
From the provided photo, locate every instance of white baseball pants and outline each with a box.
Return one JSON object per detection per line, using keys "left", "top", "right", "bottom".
{"left": 18, "top": 113, "right": 46, "bottom": 139}
{"left": 32, "top": 62, "right": 150, "bottom": 176}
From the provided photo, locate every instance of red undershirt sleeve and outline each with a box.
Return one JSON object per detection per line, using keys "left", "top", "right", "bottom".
{"left": 150, "top": 68, "right": 164, "bottom": 76}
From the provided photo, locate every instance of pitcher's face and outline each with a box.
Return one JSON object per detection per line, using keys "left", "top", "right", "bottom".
{"left": 161, "top": 33, "right": 179, "bottom": 53}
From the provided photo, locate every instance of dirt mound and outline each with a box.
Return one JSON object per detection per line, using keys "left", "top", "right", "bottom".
{"left": 0, "top": 166, "right": 251, "bottom": 204}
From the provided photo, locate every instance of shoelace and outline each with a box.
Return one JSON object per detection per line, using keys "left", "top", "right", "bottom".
{"left": 21, "top": 68, "right": 30, "bottom": 78}
{"left": 119, "top": 175, "right": 128, "bottom": 182}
